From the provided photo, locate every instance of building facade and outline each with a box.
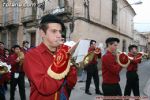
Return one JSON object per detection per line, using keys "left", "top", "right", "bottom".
{"left": 143, "top": 32, "right": 150, "bottom": 58}
{"left": 0, "top": 0, "right": 24, "bottom": 48}
{"left": 147, "top": 33, "right": 150, "bottom": 58}
{"left": 0, "top": 0, "right": 136, "bottom": 51}
{"left": 133, "top": 30, "right": 148, "bottom": 52}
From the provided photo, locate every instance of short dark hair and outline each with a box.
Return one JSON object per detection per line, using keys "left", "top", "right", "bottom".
{"left": 0, "top": 42, "right": 4, "bottom": 45}
{"left": 128, "top": 45, "right": 138, "bottom": 52}
{"left": 105, "top": 37, "right": 120, "bottom": 47}
{"left": 90, "top": 40, "right": 96, "bottom": 46}
{"left": 23, "top": 41, "right": 29, "bottom": 45}
{"left": 13, "top": 45, "right": 21, "bottom": 50}
{"left": 39, "top": 14, "right": 66, "bottom": 37}
{"left": 4, "top": 48, "right": 10, "bottom": 54}
{"left": 4, "top": 48, "right": 9, "bottom": 51}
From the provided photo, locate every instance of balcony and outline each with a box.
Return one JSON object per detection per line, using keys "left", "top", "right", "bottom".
{"left": 0, "top": 23, "right": 4, "bottom": 30}
{"left": 21, "top": 14, "right": 37, "bottom": 23}
{"left": 44, "top": 6, "right": 72, "bottom": 16}
{"left": 0, "top": 23, "right": 2, "bottom": 26}
{"left": 4, "top": 20, "right": 19, "bottom": 26}
{"left": 3, "top": 11, "right": 20, "bottom": 27}
{"left": 0, "top": 16, "right": 4, "bottom": 28}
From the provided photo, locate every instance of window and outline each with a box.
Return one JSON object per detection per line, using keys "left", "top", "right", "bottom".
{"left": 122, "top": 39, "right": 126, "bottom": 52}
{"left": 84, "top": 0, "right": 88, "bottom": 19}
{"left": 13, "top": 0, "right": 19, "bottom": 23}
{"left": 112, "top": 0, "right": 117, "bottom": 25}
{"left": 31, "top": 32, "right": 36, "bottom": 47}
{"left": 3, "top": 0, "right": 8, "bottom": 24}
{"left": 58, "top": 0, "right": 65, "bottom": 8}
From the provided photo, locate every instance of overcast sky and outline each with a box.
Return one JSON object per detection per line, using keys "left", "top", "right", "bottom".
{"left": 127, "top": 0, "right": 150, "bottom": 32}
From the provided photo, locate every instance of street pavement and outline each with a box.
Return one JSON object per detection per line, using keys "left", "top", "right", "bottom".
{"left": 5, "top": 60, "right": 150, "bottom": 100}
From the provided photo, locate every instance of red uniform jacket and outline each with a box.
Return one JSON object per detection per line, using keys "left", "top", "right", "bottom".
{"left": 9, "top": 53, "right": 24, "bottom": 73}
{"left": 88, "top": 47, "right": 101, "bottom": 64}
{"left": 102, "top": 51, "right": 122, "bottom": 84}
{"left": 0, "top": 52, "right": 11, "bottom": 85}
{"left": 23, "top": 43, "right": 77, "bottom": 100}
{"left": 0, "top": 73, "right": 10, "bottom": 85}
{"left": 0, "top": 48, "right": 4, "bottom": 56}
{"left": 127, "top": 53, "right": 141, "bottom": 72}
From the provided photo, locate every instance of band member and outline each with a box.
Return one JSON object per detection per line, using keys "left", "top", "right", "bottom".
{"left": 124, "top": 45, "right": 141, "bottom": 96}
{"left": 9, "top": 45, "right": 26, "bottom": 100}
{"left": 22, "top": 41, "right": 30, "bottom": 53}
{"left": 0, "top": 42, "right": 6, "bottom": 100}
{"left": 3, "top": 49, "right": 10, "bottom": 91}
{"left": 102, "top": 37, "right": 122, "bottom": 96}
{"left": 23, "top": 14, "right": 77, "bottom": 100}
{"left": 0, "top": 43, "right": 9, "bottom": 100}
{"left": 0, "top": 42, "right": 5, "bottom": 62}
{"left": 0, "top": 70, "right": 7, "bottom": 100}
{"left": 4, "top": 49, "right": 10, "bottom": 64}
{"left": 84, "top": 40, "right": 103, "bottom": 95}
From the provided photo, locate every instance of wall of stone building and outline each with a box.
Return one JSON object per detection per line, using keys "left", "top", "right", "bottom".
{"left": 71, "top": 19, "right": 132, "bottom": 52}
{"left": 35, "top": 28, "right": 42, "bottom": 46}
{"left": 72, "top": 0, "right": 135, "bottom": 39}
{"left": 133, "top": 31, "right": 148, "bottom": 52}
{"left": 0, "top": 31, "right": 9, "bottom": 48}
{"left": 0, "top": 0, "right": 2, "bottom": 23}
{"left": 8, "top": 27, "right": 18, "bottom": 48}
{"left": 17, "top": 25, "right": 24, "bottom": 46}
{"left": 118, "top": 0, "right": 134, "bottom": 37}
{"left": 22, "top": 0, "right": 135, "bottom": 50}
{"left": 44, "top": 0, "right": 58, "bottom": 11}
{"left": 23, "top": 0, "right": 32, "bottom": 17}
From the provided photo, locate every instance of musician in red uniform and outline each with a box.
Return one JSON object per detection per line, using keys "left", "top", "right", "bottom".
{"left": 0, "top": 42, "right": 5, "bottom": 62}
{"left": 0, "top": 42, "right": 7, "bottom": 100}
{"left": 124, "top": 45, "right": 141, "bottom": 96}
{"left": 23, "top": 14, "right": 77, "bottom": 100}
{"left": 85, "top": 40, "right": 103, "bottom": 95}
{"left": 0, "top": 70, "right": 7, "bottom": 100}
{"left": 22, "top": 41, "right": 30, "bottom": 53}
{"left": 102, "top": 37, "right": 122, "bottom": 96}
{"left": 9, "top": 45, "right": 26, "bottom": 100}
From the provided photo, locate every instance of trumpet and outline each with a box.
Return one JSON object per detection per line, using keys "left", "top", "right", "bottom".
{"left": 0, "top": 61, "right": 11, "bottom": 73}
{"left": 115, "top": 50, "right": 130, "bottom": 68}
{"left": 115, "top": 50, "right": 147, "bottom": 68}
{"left": 17, "top": 51, "right": 24, "bottom": 67}
{"left": 0, "top": 66, "right": 8, "bottom": 73}
{"left": 83, "top": 47, "right": 101, "bottom": 66}
{"left": 83, "top": 52, "right": 95, "bottom": 66}
{"left": 127, "top": 52, "right": 147, "bottom": 60}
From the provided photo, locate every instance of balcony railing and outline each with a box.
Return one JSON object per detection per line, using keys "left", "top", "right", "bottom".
{"left": 3, "top": 11, "right": 20, "bottom": 26}
{"left": 0, "top": 23, "right": 4, "bottom": 29}
{"left": 21, "top": 14, "right": 37, "bottom": 23}
{"left": 44, "top": 6, "right": 72, "bottom": 16}
{"left": 4, "top": 20, "right": 19, "bottom": 26}
{"left": 0, "top": 16, "right": 4, "bottom": 27}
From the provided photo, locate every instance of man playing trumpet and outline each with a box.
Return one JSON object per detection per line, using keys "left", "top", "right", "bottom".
{"left": 124, "top": 45, "right": 141, "bottom": 97}
{"left": 23, "top": 15, "right": 77, "bottom": 100}
{"left": 84, "top": 40, "right": 103, "bottom": 95}
{"left": 9, "top": 45, "right": 26, "bottom": 100}
{"left": 102, "top": 37, "right": 122, "bottom": 96}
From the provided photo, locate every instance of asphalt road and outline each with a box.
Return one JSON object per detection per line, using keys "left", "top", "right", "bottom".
{"left": 5, "top": 60, "right": 150, "bottom": 100}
